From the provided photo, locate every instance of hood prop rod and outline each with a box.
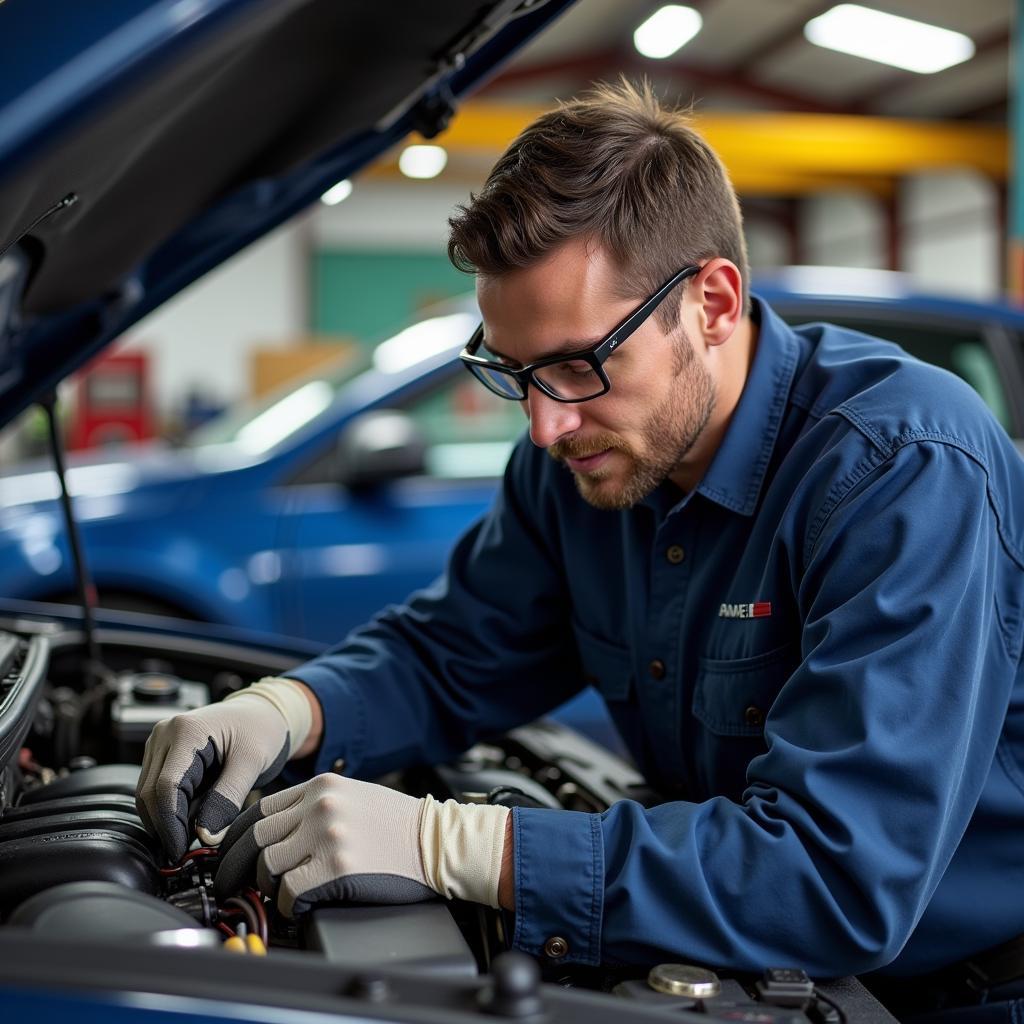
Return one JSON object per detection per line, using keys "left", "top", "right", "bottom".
{"left": 40, "top": 391, "right": 104, "bottom": 683}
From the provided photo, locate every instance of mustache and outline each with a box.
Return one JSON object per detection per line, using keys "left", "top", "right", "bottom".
{"left": 549, "top": 433, "right": 630, "bottom": 462}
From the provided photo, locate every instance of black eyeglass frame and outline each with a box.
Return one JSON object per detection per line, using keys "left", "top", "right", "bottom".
{"left": 458, "top": 263, "right": 702, "bottom": 403}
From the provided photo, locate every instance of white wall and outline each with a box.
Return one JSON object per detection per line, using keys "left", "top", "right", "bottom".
{"left": 901, "top": 172, "right": 1000, "bottom": 299}
{"left": 795, "top": 172, "right": 1001, "bottom": 299}
{"left": 746, "top": 219, "right": 790, "bottom": 271}
{"left": 801, "top": 191, "right": 888, "bottom": 269}
{"left": 313, "top": 182, "right": 472, "bottom": 252}
{"left": 120, "top": 216, "right": 311, "bottom": 416}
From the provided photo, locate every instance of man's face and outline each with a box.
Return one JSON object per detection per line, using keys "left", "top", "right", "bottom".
{"left": 476, "top": 240, "right": 717, "bottom": 510}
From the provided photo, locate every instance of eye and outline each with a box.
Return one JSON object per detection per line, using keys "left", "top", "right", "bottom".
{"left": 481, "top": 345, "right": 520, "bottom": 369}
{"left": 559, "top": 360, "right": 595, "bottom": 376}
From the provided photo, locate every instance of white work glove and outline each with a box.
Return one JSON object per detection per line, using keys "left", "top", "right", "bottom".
{"left": 213, "top": 773, "right": 510, "bottom": 918}
{"left": 136, "top": 678, "right": 313, "bottom": 862}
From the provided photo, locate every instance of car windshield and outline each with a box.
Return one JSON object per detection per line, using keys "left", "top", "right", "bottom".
{"left": 185, "top": 308, "right": 478, "bottom": 453}
{"left": 185, "top": 351, "right": 372, "bottom": 450}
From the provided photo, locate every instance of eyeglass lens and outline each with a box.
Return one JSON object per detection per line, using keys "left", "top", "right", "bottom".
{"left": 470, "top": 363, "right": 526, "bottom": 399}
{"left": 532, "top": 359, "right": 603, "bottom": 400}
{"left": 471, "top": 356, "right": 606, "bottom": 401}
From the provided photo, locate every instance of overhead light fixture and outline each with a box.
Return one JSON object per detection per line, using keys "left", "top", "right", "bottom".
{"left": 320, "top": 179, "right": 353, "bottom": 206}
{"left": 398, "top": 145, "right": 448, "bottom": 180}
{"left": 633, "top": 5, "right": 703, "bottom": 60}
{"left": 804, "top": 5, "right": 975, "bottom": 74}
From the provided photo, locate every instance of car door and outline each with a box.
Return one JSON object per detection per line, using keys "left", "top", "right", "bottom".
{"left": 277, "top": 365, "right": 525, "bottom": 644}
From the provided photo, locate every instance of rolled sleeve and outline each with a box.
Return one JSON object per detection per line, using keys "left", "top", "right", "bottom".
{"left": 511, "top": 806, "right": 604, "bottom": 965}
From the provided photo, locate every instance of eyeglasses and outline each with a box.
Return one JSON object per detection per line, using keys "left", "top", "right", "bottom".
{"left": 459, "top": 264, "right": 700, "bottom": 403}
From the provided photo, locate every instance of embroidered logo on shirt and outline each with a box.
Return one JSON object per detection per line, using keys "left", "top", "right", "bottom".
{"left": 719, "top": 601, "right": 772, "bottom": 619}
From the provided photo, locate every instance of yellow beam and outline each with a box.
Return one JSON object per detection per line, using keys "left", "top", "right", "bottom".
{"left": 726, "top": 170, "right": 896, "bottom": 198}
{"left": 381, "top": 104, "right": 1008, "bottom": 194}
{"left": 700, "top": 114, "right": 1007, "bottom": 179}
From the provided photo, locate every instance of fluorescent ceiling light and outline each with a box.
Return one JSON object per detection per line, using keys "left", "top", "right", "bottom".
{"left": 398, "top": 145, "right": 448, "bottom": 179}
{"left": 804, "top": 5, "right": 975, "bottom": 74}
{"left": 633, "top": 5, "right": 702, "bottom": 60}
{"left": 320, "top": 179, "right": 353, "bottom": 206}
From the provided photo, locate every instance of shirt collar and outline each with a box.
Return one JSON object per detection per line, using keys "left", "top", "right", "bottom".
{"left": 692, "top": 295, "right": 800, "bottom": 517}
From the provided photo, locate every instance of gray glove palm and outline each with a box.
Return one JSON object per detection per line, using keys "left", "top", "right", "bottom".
{"left": 136, "top": 678, "right": 311, "bottom": 862}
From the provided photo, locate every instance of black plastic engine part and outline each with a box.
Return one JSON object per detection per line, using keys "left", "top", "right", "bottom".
{"left": 0, "top": 808, "right": 158, "bottom": 856}
{"left": 1, "top": 792, "right": 139, "bottom": 821}
{"left": 303, "top": 903, "right": 477, "bottom": 977}
{"left": 0, "top": 832, "right": 159, "bottom": 914}
{"left": 485, "top": 785, "right": 550, "bottom": 809}
{"left": 16, "top": 763, "right": 140, "bottom": 804}
{"left": 9, "top": 881, "right": 197, "bottom": 939}
{"left": 478, "top": 951, "right": 544, "bottom": 1018}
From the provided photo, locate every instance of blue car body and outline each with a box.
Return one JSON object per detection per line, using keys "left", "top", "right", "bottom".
{"left": 3, "top": 278, "right": 1024, "bottom": 648}
{"left": 1, "top": 330, "right": 491, "bottom": 644}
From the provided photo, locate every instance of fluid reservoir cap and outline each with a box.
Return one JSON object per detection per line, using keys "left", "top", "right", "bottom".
{"left": 131, "top": 672, "right": 182, "bottom": 704}
{"left": 647, "top": 964, "right": 721, "bottom": 999}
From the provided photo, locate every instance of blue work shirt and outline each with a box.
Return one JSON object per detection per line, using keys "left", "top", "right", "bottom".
{"left": 286, "top": 297, "right": 1024, "bottom": 978}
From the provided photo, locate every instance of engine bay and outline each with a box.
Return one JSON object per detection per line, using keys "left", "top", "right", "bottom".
{"left": 0, "top": 616, "right": 897, "bottom": 1023}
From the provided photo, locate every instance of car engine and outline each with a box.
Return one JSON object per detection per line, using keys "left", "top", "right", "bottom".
{"left": 0, "top": 616, "right": 897, "bottom": 1023}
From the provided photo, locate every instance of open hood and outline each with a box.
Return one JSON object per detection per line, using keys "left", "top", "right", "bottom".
{"left": 0, "top": 0, "right": 573, "bottom": 429}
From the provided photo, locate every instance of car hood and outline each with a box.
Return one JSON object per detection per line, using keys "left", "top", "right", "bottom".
{"left": 0, "top": 0, "right": 574, "bottom": 431}
{"left": 0, "top": 440, "right": 261, "bottom": 513}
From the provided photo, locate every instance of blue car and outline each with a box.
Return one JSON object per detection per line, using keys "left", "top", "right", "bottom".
{"left": 2, "top": 274, "right": 1024, "bottom": 646}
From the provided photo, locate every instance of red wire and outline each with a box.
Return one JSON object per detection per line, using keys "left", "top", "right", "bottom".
{"left": 244, "top": 889, "right": 269, "bottom": 945}
{"left": 180, "top": 847, "right": 219, "bottom": 864}
{"left": 158, "top": 846, "right": 220, "bottom": 875}
{"left": 216, "top": 921, "right": 236, "bottom": 938}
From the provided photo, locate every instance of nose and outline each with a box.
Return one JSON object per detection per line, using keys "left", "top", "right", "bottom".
{"left": 525, "top": 386, "right": 583, "bottom": 448}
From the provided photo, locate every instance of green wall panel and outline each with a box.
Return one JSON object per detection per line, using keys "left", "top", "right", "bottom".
{"left": 313, "top": 250, "right": 473, "bottom": 349}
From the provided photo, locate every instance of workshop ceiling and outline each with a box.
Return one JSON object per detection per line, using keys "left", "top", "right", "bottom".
{"left": 486, "top": 0, "right": 1010, "bottom": 121}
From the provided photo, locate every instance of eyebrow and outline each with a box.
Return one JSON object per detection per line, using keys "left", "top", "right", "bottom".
{"left": 483, "top": 335, "right": 604, "bottom": 365}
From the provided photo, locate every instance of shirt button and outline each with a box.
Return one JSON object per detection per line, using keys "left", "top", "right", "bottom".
{"left": 332, "top": 758, "right": 347, "bottom": 773}
{"left": 666, "top": 545, "right": 685, "bottom": 565}
{"left": 744, "top": 706, "right": 764, "bottom": 728}
{"left": 648, "top": 659, "right": 666, "bottom": 680}
{"left": 544, "top": 936, "right": 569, "bottom": 958}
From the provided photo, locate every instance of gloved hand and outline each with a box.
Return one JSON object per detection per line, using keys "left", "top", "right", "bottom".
{"left": 213, "top": 773, "right": 510, "bottom": 918}
{"left": 136, "top": 677, "right": 313, "bottom": 862}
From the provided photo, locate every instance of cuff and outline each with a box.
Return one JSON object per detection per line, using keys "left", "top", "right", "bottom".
{"left": 277, "top": 665, "right": 367, "bottom": 781}
{"left": 511, "top": 806, "right": 603, "bottom": 966}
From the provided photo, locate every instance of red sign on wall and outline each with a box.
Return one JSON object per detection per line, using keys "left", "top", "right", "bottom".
{"left": 69, "top": 350, "right": 153, "bottom": 451}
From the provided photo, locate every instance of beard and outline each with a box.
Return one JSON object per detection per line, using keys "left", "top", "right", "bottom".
{"left": 548, "top": 333, "right": 716, "bottom": 510}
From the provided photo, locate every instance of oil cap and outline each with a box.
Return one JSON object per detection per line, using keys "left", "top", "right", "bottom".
{"left": 647, "top": 963, "right": 721, "bottom": 999}
{"left": 130, "top": 672, "right": 182, "bottom": 704}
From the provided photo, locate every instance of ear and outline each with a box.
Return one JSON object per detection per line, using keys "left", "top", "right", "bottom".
{"left": 693, "top": 259, "right": 744, "bottom": 347}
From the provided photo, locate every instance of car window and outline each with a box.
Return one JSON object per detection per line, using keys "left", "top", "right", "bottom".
{"left": 186, "top": 351, "right": 372, "bottom": 450}
{"left": 778, "top": 313, "right": 1012, "bottom": 433}
{"left": 402, "top": 374, "right": 525, "bottom": 479}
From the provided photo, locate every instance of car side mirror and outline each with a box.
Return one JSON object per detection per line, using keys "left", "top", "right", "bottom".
{"left": 334, "top": 410, "right": 427, "bottom": 490}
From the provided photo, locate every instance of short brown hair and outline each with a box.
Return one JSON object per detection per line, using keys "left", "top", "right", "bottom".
{"left": 448, "top": 78, "right": 749, "bottom": 327}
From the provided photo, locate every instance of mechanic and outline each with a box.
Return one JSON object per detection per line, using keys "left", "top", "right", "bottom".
{"left": 137, "top": 81, "right": 1024, "bottom": 1018}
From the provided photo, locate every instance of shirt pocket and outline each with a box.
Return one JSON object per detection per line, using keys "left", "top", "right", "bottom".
{"left": 690, "top": 641, "right": 798, "bottom": 800}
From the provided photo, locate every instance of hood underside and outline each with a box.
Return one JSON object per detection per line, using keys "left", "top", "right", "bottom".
{"left": 0, "top": 0, "right": 572, "bottom": 427}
